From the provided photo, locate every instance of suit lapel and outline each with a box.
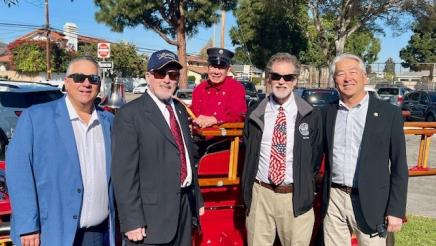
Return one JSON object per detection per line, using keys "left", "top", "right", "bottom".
{"left": 359, "top": 96, "right": 379, "bottom": 159}
{"left": 97, "top": 110, "right": 112, "bottom": 183}
{"left": 326, "top": 104, "right": 338, "bottom": 158}
{"left": 141, "top": 94, "right": 178, "bottom": 148}
{"left": 55, "top": 98, "right": 80, "bottom": 171}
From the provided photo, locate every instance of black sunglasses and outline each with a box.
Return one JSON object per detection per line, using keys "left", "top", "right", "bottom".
{"left": 67, "top": 73, "right": 101, "bottom": 85}
{"left": 269, "top": 72, "right": 298, "bottom": 82}
{"left": 152, "top": 70, "right": 180, "bottom": 80}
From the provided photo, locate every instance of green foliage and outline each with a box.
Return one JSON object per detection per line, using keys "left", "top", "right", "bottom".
{"left": 188, "top": 75, "right": 196, "bottom": 83}
{"left": 11, "top": 41, "right": 72, "bottom": 73}
{"left": 94, "top": 0, "right": 235, "bottom": 39}
{"left": 230, "top": 0, "right": 310, "bottom": 69}
{"left": 384, "top": 58, "right": 395, "bottom": 74}
{"left": 345, "top": 30, "right": 381, "bottom": 64}
{"left": 77, "top": 42, "right": 146, "bottom": 77}
{"left": 400, "top": 3, "right": 435, "bottom": 71}
{"left": 396, "top": 215, "right": 436, "bottom": 245}
{"left": 251, "top": 77, "right": 262, "bottom": 86}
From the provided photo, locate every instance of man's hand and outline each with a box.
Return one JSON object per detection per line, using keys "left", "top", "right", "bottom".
{"left": 386, "top": 215, "right": 403, "bottom": 232}
{"left": 21, "top": 232, "right": 40, "bottom": 246}
{"left": 125, "top": 227, "right": 146, "bottom": 242}
{"left": 193, "top": 115, "right": 218, "bottom": 128}
{"left": 199, "top": 206, "right": 205, "bottom": 216}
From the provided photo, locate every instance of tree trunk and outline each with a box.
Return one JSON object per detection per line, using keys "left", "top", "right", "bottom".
{"left": 335, "top": 35, "right": 347, "bottom": 56}
{"left": 176, "top": 4, "right": 187, "bottom": 89}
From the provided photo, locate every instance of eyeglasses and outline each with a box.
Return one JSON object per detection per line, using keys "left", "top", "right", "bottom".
{"left": 67, "top": 73, "right": 101, "bottom": 85}
{"left": 152, "top": 70, "right": 180, "bottom": 80}
{"left": 269, "top": 72, "right": 298, "bottom": 82}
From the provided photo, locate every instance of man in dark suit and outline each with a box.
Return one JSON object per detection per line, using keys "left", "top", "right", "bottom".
{"left": 322, "top": 53, "right": 408, "bottom": 245}
{"left": 111, "top": 49, "right": 204, "bottom": 246}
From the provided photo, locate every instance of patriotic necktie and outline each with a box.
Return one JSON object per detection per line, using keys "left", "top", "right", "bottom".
{"left": 268, "top": 106, "right": 287, "bottom": 185}
{"left": 166, "top": 104, "right": 187, "bottom": 184}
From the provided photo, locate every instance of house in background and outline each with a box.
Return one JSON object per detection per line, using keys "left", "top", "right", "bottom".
{"left": 0, "top": 23, "right": 109, "bottom": 81}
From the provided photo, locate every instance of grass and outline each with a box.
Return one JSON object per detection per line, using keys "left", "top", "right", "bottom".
{"left": 396, "top": 215, "right": 436, "bottom": 245}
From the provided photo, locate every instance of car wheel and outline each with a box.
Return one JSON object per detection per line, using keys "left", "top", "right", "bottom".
{"left": 426, "top": 114, "right": 435, "bottom": 122}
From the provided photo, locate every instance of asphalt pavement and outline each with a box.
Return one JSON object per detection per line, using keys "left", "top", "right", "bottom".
{"left": 124, "top": 92, "right": 436, "bottom": 218}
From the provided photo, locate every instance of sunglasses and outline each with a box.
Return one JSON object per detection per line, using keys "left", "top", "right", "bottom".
{"left": 67, "top": 73, "right": 101, "bottom": 85}
{"left": 152, "top": 70, "right": 180, "bottom": 80}
{"left": 269, "top": 72, "right": 298, "bottom": 82}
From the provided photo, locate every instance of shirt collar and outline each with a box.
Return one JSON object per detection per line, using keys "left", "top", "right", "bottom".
{"left": 146, "top": 89, "right": 174, "bottom": 109}
{"left": 268, "top": 93, "right": 295, "bottom": 114}
{"left": 338, "top": 92, "right": 369, "bottom": 110}
{"left": 65, "top": 96, "right": 99, "bottom": 124}
{"left": 205, "top": 77, "right": 228, "bottom": 90}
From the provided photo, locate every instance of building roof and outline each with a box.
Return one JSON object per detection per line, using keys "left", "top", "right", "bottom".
{"left": 0, "top": 54, "right": 12, "bottom": 63}
{"left": 14, "top": 28, "right": 109, "bottom": 44}
{"left": 188, "top": 66, "right": 208, "bottom": 75}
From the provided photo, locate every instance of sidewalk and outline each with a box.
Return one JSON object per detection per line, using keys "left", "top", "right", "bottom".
{"left": 406, "top": 135, "right": 436, "bottom": 218}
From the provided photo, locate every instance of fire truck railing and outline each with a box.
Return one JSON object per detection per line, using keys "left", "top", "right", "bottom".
{"left": 404, "top": 122, "right": 436, "bottom": 176}
{"left": 194, "top": 122, "right": 244, "bottom": 187}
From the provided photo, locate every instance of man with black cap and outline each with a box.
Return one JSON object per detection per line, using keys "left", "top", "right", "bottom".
{"left": 111, "top": 49, "right": 204, "bottom": 246}
{"left": 192, "top": 47, "right": 247, "bottom": 128}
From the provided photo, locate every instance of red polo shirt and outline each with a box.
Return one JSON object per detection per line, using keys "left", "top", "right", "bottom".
{"left": 192, "top": 76, "right": 247, "bottom": 123}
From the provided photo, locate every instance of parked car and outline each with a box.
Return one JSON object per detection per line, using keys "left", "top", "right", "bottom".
{"left": 365, "top": 87, "right": 381, "bottom": 99}
{"left": 132, "top": 83, "right": 148, "bottom": 94}
{"left": 240, "top": 81, "right": 259, "bottom": 106}
{"left": 377, "top": 86, "right": 413, "bottom": 106}
{"left": 175, "top": 88, "right": 193, "bottom": 106}
{"left": 0, "top": 81, "right": 64, "bottom": 157}
{"left": 401, "top": 90, "right": 436, "bottom": 122}
{"left": 300, "top": 88, "right": 339, "bottom": 108}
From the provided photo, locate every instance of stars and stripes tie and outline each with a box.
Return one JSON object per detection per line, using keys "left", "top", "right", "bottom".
{"left": 166, "top": 104, "right": 187, "bottom": 184}
{"left": 268, "top": 106, "right": 287, "bottom": 185}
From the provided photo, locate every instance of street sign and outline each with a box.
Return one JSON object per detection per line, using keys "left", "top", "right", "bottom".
{"left": 97, "top": 42, "right": 111, "bottom": 59}
{"left": 98, "top": 61, "right": 113, "bottom": 69}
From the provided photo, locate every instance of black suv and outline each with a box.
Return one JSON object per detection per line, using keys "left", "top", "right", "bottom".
{"left": 297, "top": 88, "right": 339, "bottom": 108}
{"left": 240, "top": 81, "right": 259, "bottom": 106}
{"left": 402, "top": 90, "right": 436, "bottom": 122}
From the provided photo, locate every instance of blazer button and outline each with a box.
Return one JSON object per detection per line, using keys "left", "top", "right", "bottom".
{"left": 77, "top": 188, "right": 81, "bottom": 193}
{"left": 73, "top": 215, "right": 78, "bottom": 219}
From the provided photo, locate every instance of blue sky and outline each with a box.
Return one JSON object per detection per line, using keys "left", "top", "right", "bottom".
{"left": 0, "top": 1, "right": 412, "bottom": 64}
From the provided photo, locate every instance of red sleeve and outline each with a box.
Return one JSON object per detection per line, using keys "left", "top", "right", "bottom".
{"left": 215, "top": 82, "right": 247, "bottom": 123}
{"left": 191, "top": 86, "right": 202, "bottom": 118}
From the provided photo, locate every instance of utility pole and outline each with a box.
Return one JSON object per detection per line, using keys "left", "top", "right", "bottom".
{"left": 45, "top": 0, "right": 51, "bottom": 80}
{"left": 220, "top": 9, "right": 225, "bottom": 48}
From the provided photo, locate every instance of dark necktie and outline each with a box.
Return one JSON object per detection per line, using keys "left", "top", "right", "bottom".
{"left": 166, "top": 104, "right": 188, "bottom": 184}
{"left": 268, "top": 106, "right": 287, "bottom": 185}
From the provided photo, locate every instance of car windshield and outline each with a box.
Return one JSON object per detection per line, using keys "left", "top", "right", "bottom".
{"left": 429, "top": 92, "right": 436, "bottom": 102}
{"left": 241, "top": 82, "right": 256, "bottom": 93}
{"left": 302, "top": 90, "right": 339, "bottom": 105}
{"left": 378, "top": 88, "right": 399, "bottom": 95}
{"left": 0, "top": 91, "right": 63, "bottom": 108}
{"left": 177, "top": 91, "right": 192, "bottom": 99}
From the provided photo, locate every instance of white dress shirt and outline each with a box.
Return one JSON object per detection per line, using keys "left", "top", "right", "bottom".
{"left": 332, "top": 93, "right": 369, "bottom": 187}
{"left": 256, "top": 94, "right": 298, "bottom": 185}
{"left": 146, "top": 90, "right": 193, "bottom": 187}
{"left": 65, "top": 96, "right": 108, "bottom": 228}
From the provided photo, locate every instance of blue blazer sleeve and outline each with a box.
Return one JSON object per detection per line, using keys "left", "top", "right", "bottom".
{"left": 6, "top": 109, "right": 40, "bottom": 236}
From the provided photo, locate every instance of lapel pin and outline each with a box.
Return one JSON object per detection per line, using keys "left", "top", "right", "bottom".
{"left": 374, "top": 112, "right": 379, "bottom": 117}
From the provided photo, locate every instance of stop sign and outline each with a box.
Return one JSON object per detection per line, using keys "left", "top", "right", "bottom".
{"left": 97, "top": 43, "right": 111, "bottom": 59}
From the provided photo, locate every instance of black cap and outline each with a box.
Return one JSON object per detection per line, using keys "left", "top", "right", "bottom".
{"left": 147, "top": 49, "right": 182, "bottom": 71}
{"left": 207, "top": 48, "right": 234, "bottom": 67}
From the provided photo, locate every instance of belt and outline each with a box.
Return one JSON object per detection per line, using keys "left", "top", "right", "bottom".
{"left": 254, "top": 180, "right": 293, "bottom": 193}
{"left": 331, "top": 182, "right": 358, "bottom": 194}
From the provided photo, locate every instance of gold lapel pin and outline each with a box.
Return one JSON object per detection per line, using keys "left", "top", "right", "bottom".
{"left": 374, "top": 112, "right": 379, "bottom": 117}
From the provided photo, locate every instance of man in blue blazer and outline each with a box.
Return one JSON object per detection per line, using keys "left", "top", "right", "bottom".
{"left": 6, "top": 56, "right": 115, "bottom": 246}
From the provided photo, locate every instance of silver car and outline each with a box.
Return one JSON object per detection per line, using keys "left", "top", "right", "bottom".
{"left": 0, "top": 81, "right": 63, "bottom": 157}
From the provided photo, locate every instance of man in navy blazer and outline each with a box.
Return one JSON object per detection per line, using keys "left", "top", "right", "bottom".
{"left": 6, "top": 56, "right": 115, "bottom": 246}
{"left": 321, "top": 53, "right": 408, "bottom": 245}
{"left": 112, "top": 50, "right": 204, "bottom": 246}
